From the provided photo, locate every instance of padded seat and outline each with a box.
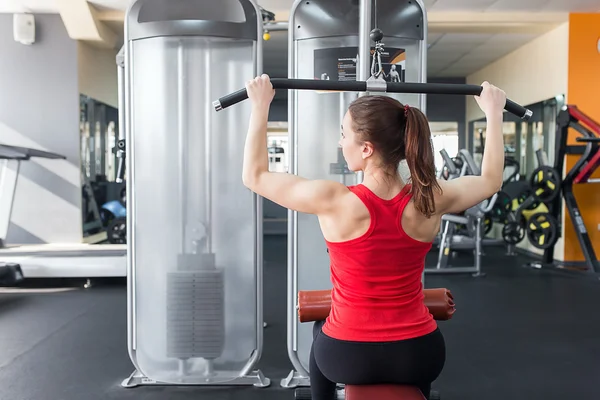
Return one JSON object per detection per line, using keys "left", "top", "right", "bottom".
{"left": 345, "top": 384, "right": 426, "bottom": 400}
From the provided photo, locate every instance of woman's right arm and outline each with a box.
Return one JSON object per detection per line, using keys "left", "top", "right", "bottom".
{"left": 435, "top": 82, "right": 507, "bottom": 215}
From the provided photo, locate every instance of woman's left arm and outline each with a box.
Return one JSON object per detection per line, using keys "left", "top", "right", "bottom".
{"left": 242, "top": 75, "right": 347, "bottom": 215}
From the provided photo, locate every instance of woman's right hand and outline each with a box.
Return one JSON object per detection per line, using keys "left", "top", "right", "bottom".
{"left": 474, "top": 81, "right": 506, "bottom": 117}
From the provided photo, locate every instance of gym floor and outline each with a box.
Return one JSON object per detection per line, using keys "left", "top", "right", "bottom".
{"left": 1, "top": 236, "right": 598, "bottom": 400}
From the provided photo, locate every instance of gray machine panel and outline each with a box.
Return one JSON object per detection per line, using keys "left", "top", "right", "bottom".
{"left": 293, "top": 0, "right": 424, "bottom": 41}
{"left": 285, "top": 0, "right": 428, "bottom": 386}
{"left": 126, "top": 0, "right": 259, "bottom": 41}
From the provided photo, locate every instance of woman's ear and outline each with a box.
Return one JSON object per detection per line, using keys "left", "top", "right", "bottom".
{"left": 361, "top": 141, "right": 374, "bottom": 160}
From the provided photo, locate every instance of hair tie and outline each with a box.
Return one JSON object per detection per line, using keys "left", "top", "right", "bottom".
{"left": 404, "top": 104, "right": 410, "bottom": 117}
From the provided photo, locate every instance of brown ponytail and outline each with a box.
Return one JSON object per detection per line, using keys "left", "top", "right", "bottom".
{"left": 404, "top": 106, "right": 441, "bottom": 218}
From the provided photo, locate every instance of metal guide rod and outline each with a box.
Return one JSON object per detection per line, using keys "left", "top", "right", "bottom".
{"left": 213, "top": 78, "right": 533, "bottom": 120}
{"left": 358, "top": 0, "right": 371, "bottom": 84}
{"left": 116, "top": 48, "right": 126, "bottom": 184}
{"left": 204, "top": 46, "right": 212, "bottom": 253}
{"left": 178, "top": 42, "right": 186, "bottom": 255}
{"left": 356, "top": 0, "right": 371, "bottom": 184}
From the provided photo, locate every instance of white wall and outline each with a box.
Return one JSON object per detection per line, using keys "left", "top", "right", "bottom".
{"left": 466, "top": 23, "right": 569, "bottom": 122}
{"left": 0, "top": 14, "right": 82, "bottom": 245}
{"left": 78, "top": 42, "right": 118, "bottom": 107}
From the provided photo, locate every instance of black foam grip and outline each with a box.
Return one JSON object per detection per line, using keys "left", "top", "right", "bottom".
{"left": 216, "top": 78, "right": 368, "bottom": 110}
{"left": 116, "top": 156, "right": 126, "bottom": 183}
{"left": 386, "top": 82, "right": 531, "bottom": 120}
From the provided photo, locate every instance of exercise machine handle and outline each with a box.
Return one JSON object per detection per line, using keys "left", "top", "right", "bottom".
{"left": 439, "top": 149, "right": 458, "bottom": 175}
{"left": 213, "top": 78, "right": 533, "bottom": 120}
{"left": 479, "top": 193, "right": 498, "bottom": 214}
{"left": 115, "top": 139, "right": 126, "bottom": 184}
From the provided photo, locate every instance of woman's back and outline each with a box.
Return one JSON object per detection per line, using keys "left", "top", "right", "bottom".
{"left": 320, "top": 184, "right": 438, "bottom": 342}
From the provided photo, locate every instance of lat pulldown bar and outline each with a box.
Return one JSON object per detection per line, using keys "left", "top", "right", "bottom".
{"left": 212, "top": 78, "right": 533, "bottom": 121}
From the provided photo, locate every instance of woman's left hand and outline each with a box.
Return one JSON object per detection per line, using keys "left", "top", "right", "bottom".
{"left": 245, "top": 74, "right": 275, "bottom": 109}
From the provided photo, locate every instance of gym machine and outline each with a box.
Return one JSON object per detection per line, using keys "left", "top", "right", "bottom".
{"left": 437, "top": 148, "right": 466, "bottom": 180}
{"left": 0, "top": 145, "right": 126, "bottom": 279}
{"left": 528, "top": 105, "right": 600, "bottom": 274}
{"left": 425, "top": 149, "right": 499, "bottom": 277}
{"left": 0, "top": 144, "right": 65, "bottom": 284}
{"left": 492, "top": 149, "right": 550, "bottom": 253}
{"left": 215, "top": 0, "right": 531, "bottom": 394}
{"left": 121, "top": 0, "right": 269, "bottom": 389}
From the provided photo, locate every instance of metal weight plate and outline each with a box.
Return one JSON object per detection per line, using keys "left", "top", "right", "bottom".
{"left": 526, "top": 212, "right": 559, "bottom": 250}
{"left": 529, "top": 166, "right": 561, "bottom": 203}
{"left": 502, "top": 221, "right": 525, "bottom": 245}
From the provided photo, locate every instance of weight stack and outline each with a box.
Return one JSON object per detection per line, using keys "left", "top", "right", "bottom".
{"left": 166, "top": 253, "right": 225, "bottom": 364}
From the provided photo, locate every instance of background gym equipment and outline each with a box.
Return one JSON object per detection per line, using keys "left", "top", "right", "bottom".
{"left": 437, "top": 149, "right": 465, "bottom": 181}
{"left": 0, "top": 145, "right": 120, "bottom": 282}
{"left": 493, "top": 150, "right": 552, "bottom": 253}
{"left": 529, "top": 105, "right": 600, "bottom": 274}
{"left": 121, "top": 0, "right": 269, "bottom": 389}
{"left": 0, "top": 145, "right": 127, "bottom": 279}
{"left": 426, "top": 149, "right": 500, "bottom": 277}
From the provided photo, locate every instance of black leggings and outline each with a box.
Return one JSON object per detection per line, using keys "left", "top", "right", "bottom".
{"left": 309, "top": 321, "right": 446, "bottom": 400}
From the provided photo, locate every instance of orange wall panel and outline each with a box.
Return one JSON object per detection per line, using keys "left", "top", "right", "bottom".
{"left": 564, "top": 13, "right": 600, "bottom": 262}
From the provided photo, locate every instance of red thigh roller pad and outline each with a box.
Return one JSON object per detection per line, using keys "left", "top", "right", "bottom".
{"left": 297, "top": 288, "right": 456, "bottom": 323}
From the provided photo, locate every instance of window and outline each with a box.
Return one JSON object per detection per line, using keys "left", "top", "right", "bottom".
{"left": 429, "top": 122, "right": 459, "bottom": 174}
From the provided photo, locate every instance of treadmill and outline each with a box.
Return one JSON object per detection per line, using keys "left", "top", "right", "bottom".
{"left": 0, "top": 144, "right": 126, "bottom": 280}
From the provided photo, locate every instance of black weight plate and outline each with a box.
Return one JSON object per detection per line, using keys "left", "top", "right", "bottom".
{"left": 526, "top": 212, "right": 559, "bottom": 250}
{"left": 502, "top": 221, "right": 525, "bottom": 245}
{"left": 529, "top": 166, "right": 561, "bottom": 203}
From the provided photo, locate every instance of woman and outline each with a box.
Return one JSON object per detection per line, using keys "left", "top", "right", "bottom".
{"left": 242, "top": 75, "right": 506, "bottom": 400}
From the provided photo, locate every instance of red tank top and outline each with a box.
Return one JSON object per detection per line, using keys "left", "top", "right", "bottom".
{"left": 321, "top": 184, "right": 438, "bottom": 342}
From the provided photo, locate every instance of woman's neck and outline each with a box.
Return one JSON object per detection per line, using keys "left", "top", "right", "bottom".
{"left": 361, "top": 166, "right": 405, "bottom": 199}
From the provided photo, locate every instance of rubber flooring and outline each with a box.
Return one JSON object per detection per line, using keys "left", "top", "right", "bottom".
{"left": 0, "top": 236, "right": 599, "bottom": 400}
